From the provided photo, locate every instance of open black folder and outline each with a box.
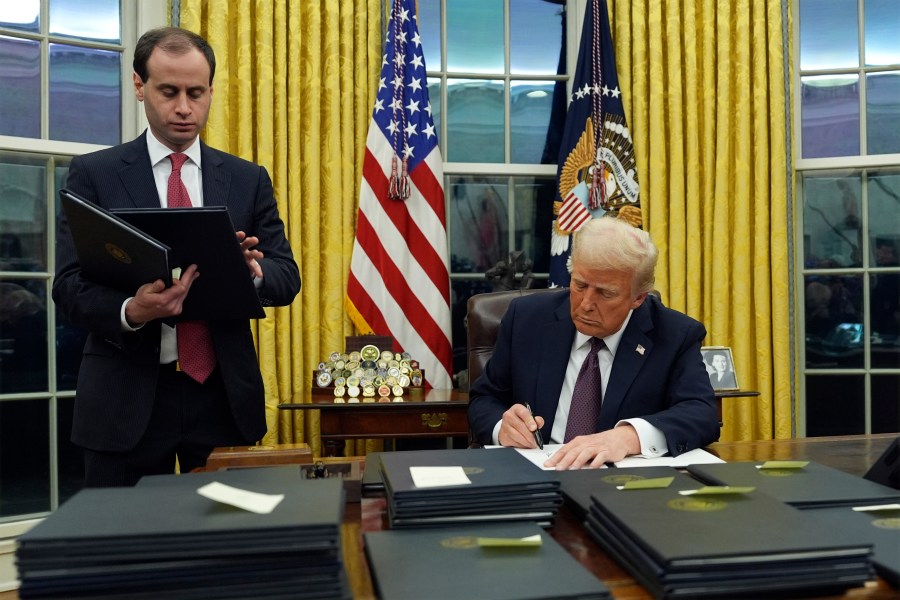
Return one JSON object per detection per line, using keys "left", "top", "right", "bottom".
{"left": 61, "top": 189, "right": 265, "bottom": 322}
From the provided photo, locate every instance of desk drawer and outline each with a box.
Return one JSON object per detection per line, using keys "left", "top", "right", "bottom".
{"left": 319, "top": 405, "right": 469, "bottom": 438}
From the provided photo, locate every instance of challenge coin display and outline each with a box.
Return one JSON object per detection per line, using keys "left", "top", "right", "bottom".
{"left": 313, "top": 342, "right": 424, "bottom": 401}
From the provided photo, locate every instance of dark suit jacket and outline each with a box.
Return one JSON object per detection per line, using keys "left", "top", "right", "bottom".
{"left": 52, "top": 133, "right": 300, "bottom": 452}
{"left": 467, "top": 291, "right": 720, "bottom": 455}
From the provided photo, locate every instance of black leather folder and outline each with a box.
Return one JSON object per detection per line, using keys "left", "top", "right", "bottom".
{"left": 687, "top": 460, "right": 900, "bottom": 508}
{"left": 60, "top": 188, "right": 171, "bottom": 295}
{"left": 364, "top": 522, "right": 611, "bottom": 599}
{"left": 113, "top": 205, "right": 265, "bottom": 321}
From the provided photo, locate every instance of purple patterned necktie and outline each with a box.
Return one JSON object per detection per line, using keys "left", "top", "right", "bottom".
{"left": 564, "top": 337, "right": 605, "bottom": 442}
{"left": 167, "top": 153, "right": 216, "bottom": 384}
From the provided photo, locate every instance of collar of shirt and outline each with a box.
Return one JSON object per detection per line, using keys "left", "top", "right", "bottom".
{"left": 571, "top": 309, "right": 634, "bottom": 357}
{"left": 145, "top": 129, "right": 202, "bottom": 170}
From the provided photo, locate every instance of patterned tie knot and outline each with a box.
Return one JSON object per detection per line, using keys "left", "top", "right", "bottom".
{"left": 169, "top": 152, "right": 188, "bottom": 173}
{"left": 591, "top": 337, "right": 605, "bottom": 354}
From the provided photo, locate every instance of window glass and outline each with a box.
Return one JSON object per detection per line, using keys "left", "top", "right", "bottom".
{"left": 804, "top": 274, "right": 864, "bottom": 369}
{"left": 802, "top": 175, "right": 862, "bottom": 269}
{"left": 0, "top": 35, "right": 41, "bottom": 138}
{"left": 799, "top": 0, "right": 859, "bottom": 70}
{"left": 49, "top": 43, "right": 121, "bottom": 145}
{"left": 512, "top": 176, "right": 555, "bottom": 274}
{"left": 510, "top": 0, "right": 564, "bottom": 75}
{"left": 0, "top": 156, "right": 48, "bottom": 272}
{"left": 0, "top": 0, "right": 40, "bottom": 33}
{"left": 871, "top": 376, "right": 900, "bottom": 431}
{"left": 427, "top": 77, "right": 442, "bottom": 148}
{"left": 804, "top": 375, "right": 865, "bottom": 436}
{"left": 446, "top": 79, "right": 504, "bottom": 162}
{"left": 864, "top": 0, "right": 900, "bottom": 67}
{"left": 0, "top": 278, "right": 48, "bottom": 393}
{"left": 417, "top": 0, "right": 441, "bottom": 72}
{"left": 510, "top": 81, "right": 555, "bottom": 164}
{"left": 800, "top": 75, "right": 860, "bottom": 158}
{"left": 49, "top": 0, "right": 120, "bottom": 43}
{"left": 446, "top": 0, "right": 503, "bottom": 74}
{"left": 448, "top": 176, "right": 508, "bottom": 273}
{"left": 865, "top": 71, "right": 900, "bottom": 155}
{"left": 0, "top": 398, "right": 50, "bottom": 517}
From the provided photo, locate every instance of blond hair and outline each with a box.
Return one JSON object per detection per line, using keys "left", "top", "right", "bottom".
{"left": 569, "top": 217, "right": 658, "bottom": 295}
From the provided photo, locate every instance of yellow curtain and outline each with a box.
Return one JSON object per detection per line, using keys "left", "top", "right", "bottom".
{"left": 180, "top": 1, "right": 384, "bottom": 455}
{"left": 612, "top": 0, "right": 793, "bottom": 441}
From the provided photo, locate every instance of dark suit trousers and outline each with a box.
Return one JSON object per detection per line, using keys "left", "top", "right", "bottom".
{"left": 83, "top": 364, "right": 251, "bottom": 487}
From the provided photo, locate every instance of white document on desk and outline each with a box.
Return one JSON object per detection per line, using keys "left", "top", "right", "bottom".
{"left": 488, "top": 445, "right": 723, "bottom": 470}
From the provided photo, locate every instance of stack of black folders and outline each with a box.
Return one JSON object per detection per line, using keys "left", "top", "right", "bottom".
{"left": 364, "top": 522, "right": 611, "bottom": 600}
{"left": 561, "top": 465, "right": 875, "bottom": 598}
{"left": 378, "top": 448, "right": 563, "bottom": 528}
{"left": 15, "top": 466, "right": 350, "bottom": 599}
{"left": 687, "top": 459, "right": 900, "bottom": 589}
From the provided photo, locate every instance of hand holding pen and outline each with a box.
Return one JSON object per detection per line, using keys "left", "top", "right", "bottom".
{"left": 524, "top": 402, "right": 544, "bottom": 449}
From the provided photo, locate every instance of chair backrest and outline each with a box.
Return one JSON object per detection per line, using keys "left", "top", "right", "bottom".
{"left": 466, "top": 288, "right": 554, "bottom": 387}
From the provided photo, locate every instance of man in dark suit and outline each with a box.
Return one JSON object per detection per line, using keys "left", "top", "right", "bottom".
{"left": 468, "top": 217, "right": 718, "bottom": 469}
{"left": 52, "top": 27, "right": 300, "bottom": 487}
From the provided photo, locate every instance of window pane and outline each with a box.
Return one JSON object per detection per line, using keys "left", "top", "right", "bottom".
{"left": 0, "top": 1, "right": 39, "bottom": 33}
{"left": 868, "top": 172, "right": 900, "bottom": 269}
{"left": 57, "top": 397, "right": 84, "bottom": 503}
{"left": 0, "top": 398, "right": 50, "bottom": 517}
{"left": 800, "top": 75, "right": 860, "bottom": 158}
{"left": 864, "top": 0, "right": 900, "bottom": 66}
{"left": 804, "top": 375, "right": 865, "bottom": 436}
{"left": 418, "top": 0, "right": 441, "bottom": 72}
{"left": 510, "top": 81, "right": 555, "bottom": 164}
{"left": 446, "top": 79, "right": 503, "bottom": 162}
{"left": 49, "top": 43, "right": 121, "bottom": 145}
{"left": 0, "top": 35, "right": 40, "bottom": 138}
{"left": 0, "top": 155, "right": 48, "bottom": 272}
{"left": 512, "top": 176, "right": 555, "bottom": 274}
{"left": 802, "top": 175, "right": 862, "bottom": 269}
{"left": 49, "top": 0, "right": 121, "bottom": 44}
{"left": 428, "top": 77, "right": 442, "bottom": 151}
{"left": 446, "top": 0, "right": 503, "bottom": 74}
{"left": 869, "top": 172, "right": 900, "bottom": 360}
{"left": 799, "top": 0, "right": 859, "bottom": 70}
{"left": 871, "top": 375, "right": 900, "bottom": 432}
{"left": 448, "top": 176, "right": 508, "bottom": 273}
{"left": 805, "top": 274, "right": 864, "bottom": 369}
{"left": 510, "top": 0, "right": 564, "bottom": 75}
{"left": 866, "top": 71, "right": 900, "bottom": 155}
{"left": 0, "top": 278, "right": 48, "bottom": 393}
{"left": 450, "top": 278, "right": 493, "bottom": 385}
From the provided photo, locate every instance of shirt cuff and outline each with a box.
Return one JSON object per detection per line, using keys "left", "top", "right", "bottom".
{"left": 617, "top": 418, "right": 667, "bottom": 457}
{"left": 121, "top": 298, "right": 145, "bottom": 332}
{"left": 491, "top": 420, "right": 502, "bottom": 446}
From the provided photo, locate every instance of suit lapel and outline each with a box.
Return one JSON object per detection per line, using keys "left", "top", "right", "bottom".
{"left": 200, "top": 142, "right": 230, "bottom": 207}
{"left": 535, "top": 294, "right": 576, "bottom": 433}
{"left": 599, "top": 300, "right": 654, "bottom": 430}
{"left": 118, "top": 134, "right": 162, "bottom": 209}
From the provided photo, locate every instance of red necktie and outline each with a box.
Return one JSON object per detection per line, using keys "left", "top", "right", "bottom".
{"left": 167, "top": 153, "right": 216, "bottom": 384}
{"left": 564, "top": 337, "right": 604, "bottom": 442}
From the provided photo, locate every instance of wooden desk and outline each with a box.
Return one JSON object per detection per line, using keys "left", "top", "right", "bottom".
{"left": 280, "top": 389, "right": 469, "bottom": 456}
{"left": 345, "top": 434, "right": 899, "bottom": 600}
{"left": 281, "top": 389, "right": 749, "bottom": 455}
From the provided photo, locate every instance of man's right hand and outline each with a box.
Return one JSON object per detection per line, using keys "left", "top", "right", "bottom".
{"left": 497, "top": 403, "right": 545, "bottom": 448}
{"left": 124, "top": 264, "right": 199, "bottom": 327}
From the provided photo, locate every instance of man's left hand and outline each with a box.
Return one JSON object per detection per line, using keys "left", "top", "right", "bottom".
{"left": 236, "top": 231, "right": 264, "bottom": 279}
{"left": 543, "top": 424, "right": 641, "bottom": 470}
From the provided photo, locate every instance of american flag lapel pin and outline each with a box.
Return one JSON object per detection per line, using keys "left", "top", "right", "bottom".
{"left": 636, "top": 344, "right": 645, "bottom": 355}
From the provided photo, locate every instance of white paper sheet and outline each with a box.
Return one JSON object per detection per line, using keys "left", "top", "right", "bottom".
{"left": 196, "top": 481, "right": 284, "bottom": 514}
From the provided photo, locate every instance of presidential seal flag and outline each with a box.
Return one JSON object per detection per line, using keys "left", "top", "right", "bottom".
{"left": 549, "top": 0, "right": 641, "bottom": 287}
{"left": 346, "top": 0, "right": 453, "bottom": 389}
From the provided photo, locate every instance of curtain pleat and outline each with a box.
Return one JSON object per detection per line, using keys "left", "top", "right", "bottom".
{"left": 613, "top": 0, "right": 792, "bottom": 441}
{"left": 180, "top": 1, "right": 384, "bottom": 456}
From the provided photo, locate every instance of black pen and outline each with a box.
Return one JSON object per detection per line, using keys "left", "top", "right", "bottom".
{"left": 524, "top": 402, "right": 544, "bottom": 449}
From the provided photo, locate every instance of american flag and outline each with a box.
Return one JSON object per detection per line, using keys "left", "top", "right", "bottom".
{"left": 346, "top": 0, "right": 453, "bottom": 389}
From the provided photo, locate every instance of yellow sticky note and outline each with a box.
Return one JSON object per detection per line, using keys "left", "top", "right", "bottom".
{"left": 679, "top": 486, "right": 756, "bottom": 496}
{"left": 758, "top": 461, "right": 808, "bottom": 469}
{"left": 617, "top": 477, "right": 675, "bottom": 490}
{"left": 477, "top": 534, "right": 542, "bottom": 548}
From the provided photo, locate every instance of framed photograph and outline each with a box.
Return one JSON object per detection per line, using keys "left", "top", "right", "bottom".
{"left": 701, "top": 346, "right": 740, "bottom": 391}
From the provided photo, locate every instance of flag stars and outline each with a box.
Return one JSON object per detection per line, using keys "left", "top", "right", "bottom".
{"left": 406, "top": 98, "right": 420, "bottom": 115}
{"left": 378, "top": 77, "right": 386, "bottom": 91}
{"left": 402, "top": 144, "right": 415, "bottom": 158}
{"left": 387, "top": 120, "right": 400, "bottom": 135}
{"left": 404, "top": 122, "right": 417, "bottom": 137}
{"left": 411, "top": 31, "right": 421, "bottom": 48}
{"left": 425, "top": 103, "right": 433, "bottom": 117}
{"left": 611, "top": 87, "right": 621, "bottom": 98}
{"left": 374, "top": 98, "right": 385, "bottom": 113}
{"left": 408, "top": 77, "right": 422, "bottom": 93}
{"left": 602, "top": 84, "right": 610, "bottom": 96}
{"left": 390, "top": 97, "right": 403, "bottom": 111}
{"left": 423, "top": 123, "right": 435, "bottom": 139}
{"left": 399, "top": 7, "right": 410, "bottom": 22}
{"left": 393, "top": 74, "right": 404, "bottom": 89}
{"left": 410, "top": 54, "right": 424, "bottom": 70}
